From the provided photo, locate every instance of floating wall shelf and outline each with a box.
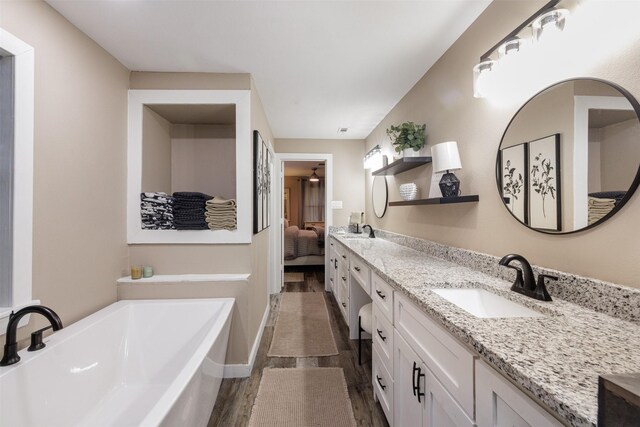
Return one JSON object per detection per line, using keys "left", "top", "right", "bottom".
{"left": 372, "top": 156, "right": 432, "bottom": 176}
{"left": 389, "top": 195, "right": 479, "bottom": 206}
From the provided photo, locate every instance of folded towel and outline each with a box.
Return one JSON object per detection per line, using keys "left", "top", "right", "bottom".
{"left": 206, "top": 197, "right": 237, "bottom": 206}
{"left": 173, "top": 191, "right": 213, "bottom": 201}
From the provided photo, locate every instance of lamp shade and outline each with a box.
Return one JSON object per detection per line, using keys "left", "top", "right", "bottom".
{"left": 432, "top": 141, "right": 462, "bottom": 173}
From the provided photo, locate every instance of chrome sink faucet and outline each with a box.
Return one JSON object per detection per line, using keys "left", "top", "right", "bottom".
{"left": 0, "top": 305, "right": 63, "bottom": 366}
{"left": 499, "top": 254, "right": 556, "bottom": 301}
{"left": 362, "top": 224, "right": 375, "bottom": 238}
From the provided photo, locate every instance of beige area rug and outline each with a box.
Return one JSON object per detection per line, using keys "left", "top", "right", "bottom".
{"left": 248, "top": 368, "right": 357, "bottom": 427}
{"left": 268, "top": 292, "right": 338, "bottom": 357}
{"left": 284, "top": 272, "right": 305, "bottom": 283}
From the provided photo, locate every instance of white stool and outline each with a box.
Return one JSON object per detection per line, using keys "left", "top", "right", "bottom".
{"left": 358, "top": 303, "right": 373, "bottom": 365}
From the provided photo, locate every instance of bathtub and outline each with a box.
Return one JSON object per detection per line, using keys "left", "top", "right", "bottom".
{"left": 0, "top": 298, "right": 234, "bottom": 427}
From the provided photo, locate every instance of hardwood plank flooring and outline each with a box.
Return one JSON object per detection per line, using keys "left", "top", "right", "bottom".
{"left": 208, "top": 266, "right": 389, "bottom": 427}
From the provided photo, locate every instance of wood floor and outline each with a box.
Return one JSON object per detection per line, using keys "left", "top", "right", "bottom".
{"left": 208, "top": 266, "right": 390, "bottom": 427}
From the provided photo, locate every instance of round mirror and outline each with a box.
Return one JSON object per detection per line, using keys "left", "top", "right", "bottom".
{"left": 497, "top": 78, "right": 640, "bottom": 234}
{"left": 372, "top": 175, "right": 388, "bottom": 218}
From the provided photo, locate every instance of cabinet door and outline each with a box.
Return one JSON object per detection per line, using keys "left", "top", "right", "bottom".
{"left": 476, "top": 360, "right": 562, "bottom": 427}
{"left": 424, "top": 369, "right": 475, "bottom": 427}
{"left": 328, "top": 245, "right": 336, "bottom": 292}
{"left": 394, "top": 330, "right": 425, "bottom": 427}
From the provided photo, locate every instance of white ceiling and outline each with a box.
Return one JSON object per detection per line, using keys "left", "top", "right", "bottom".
{"left": 46, "top": 0, "right": 491, "bottom": 140}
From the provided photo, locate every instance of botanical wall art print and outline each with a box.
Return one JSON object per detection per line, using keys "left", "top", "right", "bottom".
{"left": 499, "top": 143, "right": 528, "bottom": 224}
{"left": 527, "top": 134, "right": 561, "bottom": 231}
{"left": 254, "top": 130, "right": 271, "bottom": 234}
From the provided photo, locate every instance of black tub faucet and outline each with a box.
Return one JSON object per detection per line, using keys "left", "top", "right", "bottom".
{"left": 499, "top": 254, "right": 555, "bottom": 301}
{"left": 0, "top": 305, "right": 63, "bottom": 366}
{"left": 362, "top": 224, "right": 375, "bottom": 238}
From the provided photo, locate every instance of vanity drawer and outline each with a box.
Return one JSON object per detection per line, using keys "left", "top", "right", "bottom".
{"left": 373, "top": 304, "right": 394, "bottom": 371}
{"left": 394, "top": 293, "right": 475, "bottom": 418}
{"left": 372, "top": 272, "right": 394, "bottom": 323}
{"left": 338, "top": 280, "right": 349, "bottom": 321}
{"left": 334, "top": 241, "right": 348, "bottom": 263}
{"left": 373, "top": 346, "right": 394, "bottom": 426}
{"left": 350, "top": 255, "right": 371, "bottom": 295}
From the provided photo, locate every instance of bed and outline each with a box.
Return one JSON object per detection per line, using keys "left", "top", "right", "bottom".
{"left": 283, "top": 221, "right": 325, "bottom": 266}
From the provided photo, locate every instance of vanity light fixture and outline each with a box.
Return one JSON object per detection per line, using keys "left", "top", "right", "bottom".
{"left": 432, "top": 141, "right": 462, "bottom": 198}
{"left": 363, "top": 144, "right": 388, "bottom": 170}
{"left": 309, "top": 167, "right": 320, "bottom": 182}
{"left": 472, "top": 0, "right": 569, "bottom": 98}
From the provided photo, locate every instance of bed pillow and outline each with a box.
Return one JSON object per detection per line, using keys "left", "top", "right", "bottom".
{"left": 284, "top": 218, "right": 289, "bottom": 228}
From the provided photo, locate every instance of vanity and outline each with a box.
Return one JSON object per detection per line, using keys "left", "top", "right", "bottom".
{"left": 327, "top": 231, "right": 640, "bottom": 427}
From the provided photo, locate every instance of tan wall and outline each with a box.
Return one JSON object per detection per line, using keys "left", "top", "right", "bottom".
{"left": 0, "top": 1, "right": 129, "bottom": 339}
{"left": 600, "top": 119, "right": 640, "bottom": 191}
{"left": 365, "top": 0, "right": 640, "bottom": 288}
{"left": 130, "top": 72, "right": 250, "bottom": 90}
{"left": 142, "top": 106, "right": 172, "bottom": 193}
{"left": 275, "top": 139, "right": 366, "bottom": 226}
{"left": 128, "top": 73, "right": 274, "bottom": 363}
{"left": 171, "top": 125, "right": 236, "bottom": 198}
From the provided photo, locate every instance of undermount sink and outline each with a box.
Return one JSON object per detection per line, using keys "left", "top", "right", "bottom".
{"left": 431, "top": 288, "right": 544, "bottom": 318}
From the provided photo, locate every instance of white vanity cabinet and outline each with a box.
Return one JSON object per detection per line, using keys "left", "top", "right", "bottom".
{"left": 372, "top": 271, "right": 395, "bottom": 425}
{"left": 476, "top": 360, "right": 563, "bottom": 427}
{"left": 393, "top": 294, "right": 475, "bottom": 427}
{"left": 333, "top": 240, "right": 349, "bottom": 322}
{"left": 328, "top": 238, "right": 337, "bottom": 293}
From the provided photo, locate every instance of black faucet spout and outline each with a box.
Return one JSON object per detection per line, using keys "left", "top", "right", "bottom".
{"left": 499, "top": 254, "right": 536, "bottom": 291}
{"left": 499, "top": 254, "right": 553, "bottom": 302}
{"left": 0, "top": 305, "right": 63, "bottom": 366}
{"left": 362, "top": 224, "right": 375, "bottom": 238}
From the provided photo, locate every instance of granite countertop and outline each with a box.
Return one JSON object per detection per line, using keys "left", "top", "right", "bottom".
{"left": 331, "top": 233, "right": 640, "bottom": 427}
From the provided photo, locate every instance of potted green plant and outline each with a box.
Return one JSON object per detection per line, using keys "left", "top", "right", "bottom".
{"left": 386, "top": 122, "right": 426, "bottom": 158}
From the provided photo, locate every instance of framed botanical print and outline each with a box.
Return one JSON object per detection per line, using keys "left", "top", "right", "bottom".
{"left": 499, "top": 143, "right": 528, "bottom": 224}
{"left": 527, "top": 134, "right": 561, "bottom": 231}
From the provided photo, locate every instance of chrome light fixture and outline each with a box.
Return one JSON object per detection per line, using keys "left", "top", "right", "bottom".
{"left": 309, "top": 167, "right": 320, "bottom": 182}
{"left": 532, "top": 8, "right": 569, "bottom": 42}
{"left": 363, "top": 144, "right": 388, "bottom": 170}
{"left": 472, "top": 0, "right": 569, "bottom": 98}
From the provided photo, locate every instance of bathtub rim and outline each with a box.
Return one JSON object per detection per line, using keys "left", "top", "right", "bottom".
{"left": 0, "top": 298, "right": 235, "bottom": 426}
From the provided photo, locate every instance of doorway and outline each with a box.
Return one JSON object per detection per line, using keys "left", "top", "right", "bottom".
{"left": 272, "top": 153, "right": 333, "bottom": 294}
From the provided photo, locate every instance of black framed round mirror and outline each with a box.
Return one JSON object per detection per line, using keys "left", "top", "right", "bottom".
{"left": 372, "top": 175, "right": 388, "bottom": 218}
{"left": 496, "top": 78, "right": 640, "bottom": 234}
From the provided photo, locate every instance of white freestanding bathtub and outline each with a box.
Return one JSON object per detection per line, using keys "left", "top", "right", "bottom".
{"left": 0, "top": 298, "right": 234, "bottom": 427}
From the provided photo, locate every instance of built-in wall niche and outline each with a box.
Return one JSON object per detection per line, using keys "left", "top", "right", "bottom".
{"left": 128, "top": 90, "right": 251, "bottom": 244}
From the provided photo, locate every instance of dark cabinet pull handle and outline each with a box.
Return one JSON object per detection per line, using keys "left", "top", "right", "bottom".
{"left": 412, "top": 361, "right": 418, "bottom": 396}
{"left": 376, "top": 329, "right": 387, "bottom": 341}
{"left": 376, "top": 290, "right": 386, "bottom": 300}
{"left": 334, "top": 259, "right": 337, "bottom": 269}
{"left": 354, "top": 266, "right": 361, "bottom": 272}
{"left": 342, "top": 302, "right": 347, "bottom": 308}
{"left": 416, "top": 366, "right": 425, "bottom": 403}
{"left": 376, "top": 375, "right": 386, "bottom": 390}
{"left": 342, "top": 276, "right": 346, "bottom": 281}
{"left": 342, "top": 255, "right": 346, "bottom": 259}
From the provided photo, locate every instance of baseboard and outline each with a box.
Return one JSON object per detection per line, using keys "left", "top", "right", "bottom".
{"left": 223, "top": 301, "right": 270, "bottom": 378}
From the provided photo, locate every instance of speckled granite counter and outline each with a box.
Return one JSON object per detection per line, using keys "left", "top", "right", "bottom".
{"left": 331, "top": 232, "right": 640, "bottom": 427}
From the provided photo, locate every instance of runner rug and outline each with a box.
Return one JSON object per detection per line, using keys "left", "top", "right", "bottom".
{"left": 248, "top": 368, "right": 357, "bottom": 427}
{"left": 268, "top": 292, "right": 338, "bottom": 357}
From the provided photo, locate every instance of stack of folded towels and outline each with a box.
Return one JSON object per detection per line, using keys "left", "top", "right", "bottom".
{"left": 587, "top": 191, "right": 626, "bottom": 225}
{"left": 140, "top": 192, "right": 175, "bottom": 230}
{"left": 173, "top": 192, "right": 213, "bottom": 230}
{"left": 588, "top": 196, "right": 615, "bottom": 225}
{"left": 205, "top": 197, "right": 237, "bottom": 230}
